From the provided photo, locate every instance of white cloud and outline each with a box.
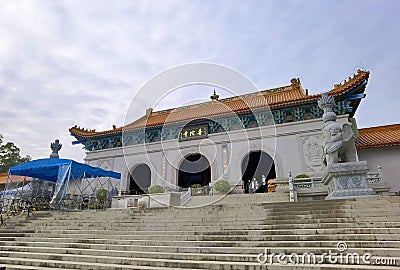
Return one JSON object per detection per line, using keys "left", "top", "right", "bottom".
{"left": 0, "top": 0, "right": 399, "bottom": 162}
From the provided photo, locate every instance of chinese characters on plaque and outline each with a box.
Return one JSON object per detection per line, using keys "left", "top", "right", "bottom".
{"left": 179, "top": 124, "right": 208, "bottom": 142}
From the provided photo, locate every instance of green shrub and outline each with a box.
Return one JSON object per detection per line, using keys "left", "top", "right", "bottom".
{"left": 191, "top": 184, "right": 202, "bottom": 189}
{"left": 214, "top": 180, "right": 230, "bottom": 193}
{"left": 295, "top": 174, "right": 310, "bottom": 179}
{"left": 148, "top": 185, "right": 164, "bottom": 194}
{"left": 96, "top": 189, "right": 108, "bottom": 201}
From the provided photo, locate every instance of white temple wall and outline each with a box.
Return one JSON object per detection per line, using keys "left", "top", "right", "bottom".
{"left": 358, "top": 145, "right": 400, "bottom": 193}
{"left": 83, "top": 115, "right": 352, "bottom": 191}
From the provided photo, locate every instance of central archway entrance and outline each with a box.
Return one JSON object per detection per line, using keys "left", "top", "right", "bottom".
{"left": 242, "top": 151, "right": 276, "bottom": 193}
{"left": 129, "top": 164, "right": 151, "bottom": 195}
{"left": 178, "top": 154, "right": 211, "bottom": 188}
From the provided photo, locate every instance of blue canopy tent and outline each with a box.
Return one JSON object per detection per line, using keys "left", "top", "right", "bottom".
{"left": 9, "top": 158, "right": 120, "bottom": 181}
{"left": 4, "top": 158, "right": 121, "bottom": 209}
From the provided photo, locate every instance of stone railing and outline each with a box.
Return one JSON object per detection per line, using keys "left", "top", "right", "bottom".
{"left": 180, "top": 188, "right": 192, "bottom": 206}
{"left": 275, "top": 166, "right": 388, "bottom": 199}
{"left": 292, "top": 173, "right": 384, "bottom": 190}
{"left": 294, "top": 178, "right": 325, "bottom": 190}
{"left": 365, "top": 166, "right": 390, "bottom": 194}
{"left": 275, "top": 176, "right": 325, "bottom": 192}
{"left": 366, "top": 166, "right": 385, "bottom": 185}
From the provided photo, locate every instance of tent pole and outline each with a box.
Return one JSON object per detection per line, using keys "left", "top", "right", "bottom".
{"left": 80, "top": 172, "right": 85, "bottom": 210}
{"left": 106, "top": 177, "right": 110, "bottom": 210}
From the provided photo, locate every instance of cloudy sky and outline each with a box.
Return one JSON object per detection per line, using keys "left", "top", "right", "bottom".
{"left": 0, "top": 0, "right": 399, "bottom": 162}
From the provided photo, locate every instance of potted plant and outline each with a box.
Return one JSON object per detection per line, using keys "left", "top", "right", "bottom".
{"left": 214, "top": 180, "right": 230, "bottom": 194}
{"left": 294, "top": 174, "right": 310, "bottom": 184}
{"left": 96, "top": 189, "right": 108, "bottom": 200}
{"left": 295, "top": 174, "right": 310, "bottom": 179}
{"left": 148, "top": 185, "right": 164, "bottom": 194}
{"left": 96, "top": 189, "right": 108, "bottom": 208}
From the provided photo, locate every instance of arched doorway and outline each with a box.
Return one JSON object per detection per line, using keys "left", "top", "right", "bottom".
{"left": 129, "top": 164, "right": 151, "bottom": 195}
{"left": 241, "top": 151, "right": 276, "bottom": 193}
{"left": 178, "top": 153, "right": 211, "bottom": 188}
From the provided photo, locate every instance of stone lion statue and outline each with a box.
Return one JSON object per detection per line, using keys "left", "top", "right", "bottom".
{"left": 322, "top": 121, "right": 358, "bottom": 165}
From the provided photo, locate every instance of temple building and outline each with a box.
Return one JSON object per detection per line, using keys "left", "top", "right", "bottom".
{"left": 69, "top": 70, "right": 400, "bottom": 195}
{"left": 356, "top": 123, "right": 400, "bottom": 193}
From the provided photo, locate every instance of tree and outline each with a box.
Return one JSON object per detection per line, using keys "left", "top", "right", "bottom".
{"left": 0, "top": 134, "right": 31, "bottom": 173}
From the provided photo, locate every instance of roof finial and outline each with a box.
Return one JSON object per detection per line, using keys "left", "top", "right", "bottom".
{"left": 210, "top": 89, "right": 219, "bottom": 101}
{"left": 291, "top": 78, "right": 301, "bottom": 90}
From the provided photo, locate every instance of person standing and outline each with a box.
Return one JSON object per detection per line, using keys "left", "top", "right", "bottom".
{"left": 261, "top": 175, "right": 267, "bottom": 193}
{"left": 26, "top": 200, "right": 32, "bottom": 217}
{"left": 245, "top": 179, "right": 251, "bottom": 193}
{"left": 254, "top": 177, "right": 259, "bottom": 192}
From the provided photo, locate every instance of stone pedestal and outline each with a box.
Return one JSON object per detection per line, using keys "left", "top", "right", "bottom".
{"left": 322, "top": 161, "right": 376, "bottom": 200}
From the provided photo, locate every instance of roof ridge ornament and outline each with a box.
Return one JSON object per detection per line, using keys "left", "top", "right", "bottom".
{"left": 210, "top": 89, "right": 219, "bottom": 101}
{"left": 332, "top": 69, "right": 369, "bottom": 92}
{"left": 290, "top": 78, "right": 301, "bottom": 90}
{"left": 146, "top": 108, "right": 153, "bottom": 116}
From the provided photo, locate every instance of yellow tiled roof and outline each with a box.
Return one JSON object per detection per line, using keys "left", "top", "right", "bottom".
{"left": 0, "top": 173, "right": 6, "bottom": 185}
{"left": 356, "top": 124, "right": 400, "bottom": 149}
{"left": 70, "top": 70, "right": 369, "bottom": 137}
{"left": 0, "top": 173, "right": 31, "bottom": 185}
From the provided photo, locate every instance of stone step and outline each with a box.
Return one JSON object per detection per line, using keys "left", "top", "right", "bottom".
{"left": 137, "top": 211, "right": 400, "bottom": 221}
{"left": 35, "top": 205, "right": 400, "bottom": 216}
{"left": 1, "top": 244, "right": 399, "bottom": 258}
{"left": 185, "top": 194, "right": 394, "bottom": 205}
{"left": 16, "top": 221, "right": 400, "bottom": 232}
{"left": 45, "top": 203, "right": 400, "bottom": 217}
{"left": 12, "top": 225, "right": 400, "bottom": 235}
{"left": 9, "top": 226, "right": 400, "bottom": 235}
{"left": 2, "top": 233, "right": 399, "bottom": 245}
{"left": 188, "top": 198, "right": 400, "bottom": 207}
{"left": 30, "top": 209, "right": 400, "bottom": 220}
{"left": 135, "top": 212, "right": 400, "bottom": 222}
{"left": 0, "top": 246, "right": 256, "bottom": 263}
{"left": 5, "top": 221, "right": 399, "bottom": 235}
{"left": 6, "top": 227, "right": 400, "bottom": 239}
{"left": 161, "top": 204, "right": 400, "bottom": 212}
{"left": 24, "top": 216, "right": 400, "bottom": 228}
{"left": 0, "top": 257, "right": 205, "bottom": 270}
{"left": 3, "top": 265, "right": 77, "bottom": 270}
{"left": 3, "top": 239, "right": 400, "bottom": 250}
{"left": 35, "top": 213, "right": 398, "bottom": 224}
{"left": 1, "top": 251, "right": 398, "bottom": 270}
{"left": 102, "top": 198, "right": 400, "bottom": 210}
{"left": 42, "top": 211, "right": 389, "bottom": 221}
{"left": 0, "top": 251, "right": 273, "bottom": 270}
{"left": 41, "top": 201, "right": 400, "bottom": 218}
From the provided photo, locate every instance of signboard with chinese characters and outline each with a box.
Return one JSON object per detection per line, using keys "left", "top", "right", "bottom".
{"left": 179, "top": 124, "right": 208, "bottom": 142}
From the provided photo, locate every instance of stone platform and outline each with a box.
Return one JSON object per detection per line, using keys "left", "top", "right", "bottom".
{"left": 322, "top": 161, "right": 377, "bottom": 200}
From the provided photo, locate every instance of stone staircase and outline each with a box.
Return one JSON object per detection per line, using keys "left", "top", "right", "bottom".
{"left": 0, "top": 194, "right": 399, "bottom": 269}
{"left": 184, "top": 192, "right": 289, "bottom": 207}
